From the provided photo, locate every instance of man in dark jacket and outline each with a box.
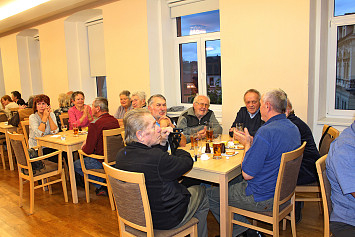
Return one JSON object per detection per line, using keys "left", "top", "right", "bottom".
{"left": 286, "top": 98, "right": 320, "bottom": 223}
{"left": 116, "top": 109, "right": 208, "bottom": 236}
{"left": 229, "top": 89, "right": 264, "bottom": 137}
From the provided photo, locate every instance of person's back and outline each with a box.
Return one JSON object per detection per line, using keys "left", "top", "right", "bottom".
{"left": 116, "top": 143, "right": 192, "bottom": 229}
{"left": 243, "top": 114, "right": 300, "bottom": 200}
{"left": 326, "top": 121, "right": 355, "bottom": 236}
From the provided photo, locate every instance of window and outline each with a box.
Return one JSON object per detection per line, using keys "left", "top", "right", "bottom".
{"left": 96, "top": 76, "right": 107, "bottom": 98}
{"left": 175, "top": 10, "right": 221, "bottom": 105}
{"left": 327, "top": 0, "right": 355, "bottom": 117}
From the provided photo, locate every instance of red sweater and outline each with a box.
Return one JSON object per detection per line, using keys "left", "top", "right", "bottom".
{"left": 82, "top": 113, "right": 119, "bottom": 156}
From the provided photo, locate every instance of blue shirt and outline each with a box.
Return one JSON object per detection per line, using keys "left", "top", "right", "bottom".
{"left": 326, "top": 121, "right": 355, "bottom": 227}
{"left": 242, "top": 114, "right": 301, "bottom": 202}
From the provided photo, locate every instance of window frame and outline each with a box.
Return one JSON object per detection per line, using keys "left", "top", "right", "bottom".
{"left": 326, "top": 0, "right": 355, "bottom": 118}
{"left": 174, "top": 18, "right": 221, "bottom": 110}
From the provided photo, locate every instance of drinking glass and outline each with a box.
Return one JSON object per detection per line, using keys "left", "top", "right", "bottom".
{"left": 234, "top": 123, "right": 244, "bottom": 144}
{"left": 73, "top": 123, "right": 79, "bottom": 137}
{"left": 190, "top": 133, "right": 199, "bottom": 150}
{"left": 206, "top": 122, "right": 213, "bottom": 142}
{"left": 61, "top": 124, "right": 68, "bottom": 132}
{"left": 213, "top": 134, "right": 222, "bottom": 159}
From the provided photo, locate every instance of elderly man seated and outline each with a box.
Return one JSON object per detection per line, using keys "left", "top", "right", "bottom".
{"left": 116, "top": 109, "right": 209, "bottom": 237}
{"left": 229, "top": 89, "right": 264, "bottom": 137}
{"left": 177, "top": 95, "right": 222, "bottom": 143}
{"left": 208, "top": 89, "right": 300, "bottom": 237}
{"left": 326, "top": 121, "right": 355, "bottom": 237}
{"left": 148, "top": 94, "right": 186, "bottom": 146}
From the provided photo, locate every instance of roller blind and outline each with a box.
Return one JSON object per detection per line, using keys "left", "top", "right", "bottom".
{"left": 167, "top": 0, "right": 219, "bottom": 18}
{"left": 87, "top": 21, "right": 106, "bottom": 76}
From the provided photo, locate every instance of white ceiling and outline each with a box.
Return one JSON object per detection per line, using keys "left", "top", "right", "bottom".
{"left": 0, "top": 0, "right": 117, "bottom": 37}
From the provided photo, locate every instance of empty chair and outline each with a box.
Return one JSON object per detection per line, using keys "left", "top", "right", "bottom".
{"left": 295, "top": 125, "right": 339, "bottom": 204}
{"left": 0, "top": 113, "right": 7, "bottom": 122}
{"left": 78, "top": 127, "right": 124, "bottom": 210}
{"left": 8, "top": 132, "right": 68, "bottom": 214}
{"left": 316, "top": 155, "right": 332, "bottom": 237}
{"left": 59, "top": 113, "right": 69, "bottom": 128}
{"left": 229, "top": 142, "right": 306, "bottom": 236}
{"left": 103, "top": 162, "right": 199, "bottom": 237}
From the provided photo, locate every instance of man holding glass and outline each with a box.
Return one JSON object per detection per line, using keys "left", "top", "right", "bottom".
{"left": 229, "top": 89, "right": 264, "bottom": 137}
{"left": 177, "top": 94, "right": 222, "bottom": 143}
{"left": 116, "top": 109, "right": 209, "bottom": 237}
{"left": 208, "top": 89, "right": 301, "bottom": 237}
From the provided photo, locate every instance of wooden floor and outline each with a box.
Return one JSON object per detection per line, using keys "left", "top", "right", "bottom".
{"left": 0, "top": 158, "right": 324, "bottom": 237}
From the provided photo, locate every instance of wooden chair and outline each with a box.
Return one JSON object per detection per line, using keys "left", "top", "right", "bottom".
{"left": 0, "top": 134, "right": 5, "bottom": 169}
{"left": 8, "top": 132, "right": 68, "bottom": 214}
{"left": 295, "top": 125, "right": 339, "bottom": 204}
{"left": 229, "top": 142, "right": 306, "bottom": 236}
{"left": 20, "top": 120, "right": 30, "bottom": 148}
{"left": 316, "top": 155, "right": 332, "bottom": 237}
{"left": 10, "top": 108, "right": 19, "bottom": 117}
{"left": 103, "top": 162, "right": 199, "bottom": 237}
{"left": 78, "top": 127, "right": 124, "bottom": 210}
{"left": 59, "top": 113, "right": 69, "bottom": 128}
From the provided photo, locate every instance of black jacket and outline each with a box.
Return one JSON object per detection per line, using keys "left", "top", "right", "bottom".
{"left": 115, "top": 142, "right": 193, "bottom": 229}
{"left": 230, "top": 107, "right": 264, "bottom": 137}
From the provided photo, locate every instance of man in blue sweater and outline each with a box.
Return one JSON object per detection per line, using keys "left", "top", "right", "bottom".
{"left": 209, "top": 89, "right": 301, "bottom": 237}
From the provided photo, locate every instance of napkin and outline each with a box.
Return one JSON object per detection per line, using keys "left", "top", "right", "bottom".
{"left": 200, "top": 154, "right": 210, "bottom": 160}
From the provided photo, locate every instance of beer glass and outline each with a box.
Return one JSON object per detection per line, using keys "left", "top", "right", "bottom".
{"left": 73, "top": 123, "right": 79, "bottom": 137}
{"left": 206, "top": 122, "right": 213, "bottom": 142}
{"left": 213, "top": 134, "right": 222, "bottom": 159}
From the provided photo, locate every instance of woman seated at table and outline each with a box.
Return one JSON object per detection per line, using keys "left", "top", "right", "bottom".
{"left": 68, "top": 91, "right": 93, "bottom": 130}
{"left": 0, "top": 95, "right": 19, "bottom": 119}
{"left": 113, "top": 90, "right": 132, "bottom": 127}
{"left": 11, "top": 91, "right": 26, "bottom": 106}
{"left": 29, "top": 94, "right": 59, "bottom": 160}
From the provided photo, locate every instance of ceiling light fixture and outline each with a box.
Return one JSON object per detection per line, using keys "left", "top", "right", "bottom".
{"left": 0, "top": 0, "right": 50, "bottom": 21}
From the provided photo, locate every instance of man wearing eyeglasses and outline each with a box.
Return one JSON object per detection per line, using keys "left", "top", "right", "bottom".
{"left": 229, "top": 89, "right": 264, "bottom": 137}
{"left": 177, "top": 94, "right": 222, "bottom": 143}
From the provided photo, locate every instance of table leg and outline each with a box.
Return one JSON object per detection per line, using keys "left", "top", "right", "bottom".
{"left": 66, "top": 147, "right": 78, "bottom": 203}
{"left": 219, "top": 174, "right": 229, "bottom": 237}
{"left": 5, "top": 131, "right": 14, "bottom": 170}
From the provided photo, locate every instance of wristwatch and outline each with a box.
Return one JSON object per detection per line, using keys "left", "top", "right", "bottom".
{"left": 41, "top": 121, "right": 46, "bottom": 125}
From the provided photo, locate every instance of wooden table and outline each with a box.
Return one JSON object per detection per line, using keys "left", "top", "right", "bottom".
{"left": 182, "top": 135, "right": 244, "bottom": 237}
{"left": 0, "top": 122, "right": 18, "bottom": 170}
{"left": 36, "top": 130, "right": 87, "bottom": 203}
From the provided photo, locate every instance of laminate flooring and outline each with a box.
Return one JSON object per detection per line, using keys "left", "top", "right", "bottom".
{"left": 0, "top": 159, "right": 324, "bottom": 237}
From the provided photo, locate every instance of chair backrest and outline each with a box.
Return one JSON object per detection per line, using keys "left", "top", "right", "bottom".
{"left": 59, "top": 113, "right": 69, "bottom": 128}
{"left": 316, "top": 155, "right": 332, "bottom": 237}
{"left": 103, "top": 162, "right": 154, "bottom": 235}
{"left": 20, "top": 120, "right": 30, "bottom": 147}
{"left": 8, "top": 132, "right": 31, "bottom": 171}
{"left": 274, "top": 142, "right": 306, "bottom": 211}
{"left": 0, "top": 113, "right": 7, "bottom": 122}
{"left": 103, "top": 127, "right": 125, "bottom": 164}
{"left": 319, "top": 125, "right": 340, "bottom": 157}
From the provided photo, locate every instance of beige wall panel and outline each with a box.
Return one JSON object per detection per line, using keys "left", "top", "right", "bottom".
{"left": 220, "top": 0, "right": 310, "bottom": 131}
{"left": 0, "top": 34, "right": 21, "bottom": 95}
{"left": 101, "top": 0, "right": 150, "bottom": 113}
{"left": 37, "top": 18, "right": 68, "bottom": 109}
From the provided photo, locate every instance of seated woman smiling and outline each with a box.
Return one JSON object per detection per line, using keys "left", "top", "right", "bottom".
{"left": 68, "top": 91, "right": 93, "bottom": 130}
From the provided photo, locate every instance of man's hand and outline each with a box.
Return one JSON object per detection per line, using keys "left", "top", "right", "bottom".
{"left": 160, "top": 126, "right": 173, "bottom": 145}
{"left": 234, "top": 127, "right": 252, "bottom": 150}
{"left": 197, "top": 126, "right": 207, "bottom": 138}
{"left": 158, "top": 116, "right": 174, "bottom": 128}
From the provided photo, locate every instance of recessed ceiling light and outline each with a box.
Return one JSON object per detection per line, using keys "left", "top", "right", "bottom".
{"left": 0, "top": 0, "right": 50, "bottom": 21}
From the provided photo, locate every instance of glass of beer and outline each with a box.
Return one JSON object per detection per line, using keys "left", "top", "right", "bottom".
{"left": 73, "top": 123, "right": 79, "bottom": 137}
{"left": 190, "top": 133, "right": 198, "bottom": 150}
{"left": 206, "top": 122, "right": 213, "bottom": 142}
{"left": 213, "top": 134, "right": 222, "bottom": 159}
{"left": 234, "top": 123, "right": 244, "bottom": 144}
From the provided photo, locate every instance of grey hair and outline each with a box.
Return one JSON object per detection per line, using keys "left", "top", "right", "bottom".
{"left": 123, "top": 108, "right": 151, "bottom": 144}
{"left": 148, "top": 94, "right": 166, "bottom": 106}
{"left": 193, "top": 94, "right": 210, "bottom": 104}
{"left": 93, "top": 97, "right": 109, "bottom": 112}
{"left": 119, "top": 90, "right": 131, "bottom": 98}
{"left": 244, "top": 89, "right": 261, "bottom": 101}
{"left": 262, "top": 89, "right": 288, "bottom": 113}
{"left": 132, "top": 91, "right": 146, "bottom": 101}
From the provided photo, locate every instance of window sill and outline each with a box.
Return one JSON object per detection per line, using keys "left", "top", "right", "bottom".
{"left": 317, "top": 116, "right": 354, "bottom": 127}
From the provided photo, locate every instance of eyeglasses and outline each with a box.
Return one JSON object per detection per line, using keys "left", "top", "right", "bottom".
{"left": 195, "top": 102, "right": 210, "bottom": 108}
